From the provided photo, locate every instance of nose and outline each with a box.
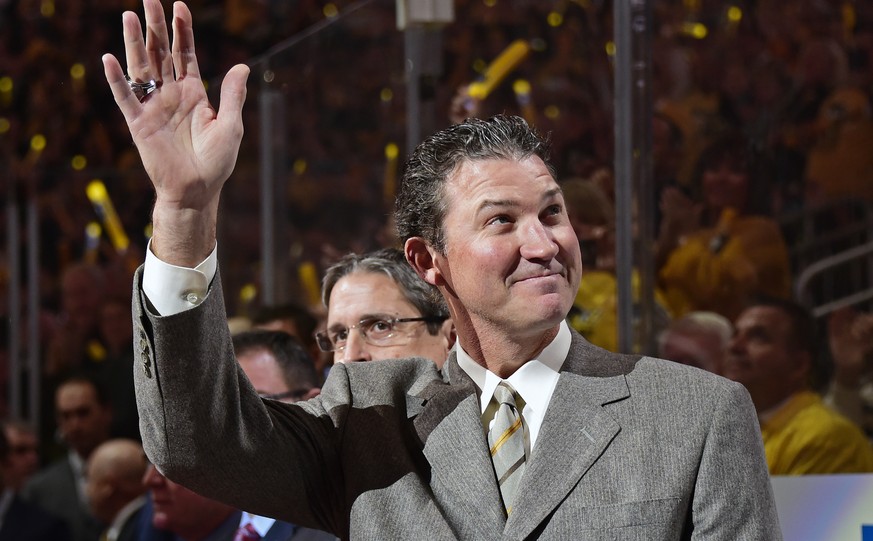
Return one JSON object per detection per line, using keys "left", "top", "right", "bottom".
{"left": 519, "top": 220, "right": 559, "bottom": 261}
{"left": 335, "top": 331, "right": 372, "bottom": 364}
{"left": 727, "top": 332, "right": 744, "bottom": 355}
{"left": 142, "top": 464, "right": 164, "bottom": 487}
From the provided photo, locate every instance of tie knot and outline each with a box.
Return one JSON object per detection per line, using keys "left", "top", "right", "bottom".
{"left": 493, "top": 382, "right": 519, "bottom": 407}
{"left": 233, "top": 523, "right": 261, "bottom": 541}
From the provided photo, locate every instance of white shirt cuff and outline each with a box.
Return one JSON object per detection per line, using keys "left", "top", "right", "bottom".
{"left": 142, "top": 239, "right": 217, "bottom": 316}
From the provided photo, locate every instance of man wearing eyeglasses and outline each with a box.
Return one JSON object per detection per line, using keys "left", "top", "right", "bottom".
{"left": 106, "top": 2, "right": 779, "bottom": 538}
{"left": 232, "top": 330, "right": 337, "bottom": 541}
{"left": 317, "top": 248, "right": 455, "bottom": 367}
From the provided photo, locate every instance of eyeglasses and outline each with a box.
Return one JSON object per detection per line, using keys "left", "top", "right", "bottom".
{"left": 258, "top": 389, "right": 310, "bottom": 402}
{"left": 315, "top": 315, "right": 448, "bottom": 353}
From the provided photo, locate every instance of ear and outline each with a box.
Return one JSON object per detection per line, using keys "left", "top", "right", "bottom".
{"left": 440, "top": 318, "right": 457, "bottom": 349}
{"left": 404, "top": 237, "right": 445, "bottom": 287}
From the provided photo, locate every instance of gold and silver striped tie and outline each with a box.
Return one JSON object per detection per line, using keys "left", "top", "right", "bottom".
{"left": 488, "top": 382, "right": 528, "bottom": 515}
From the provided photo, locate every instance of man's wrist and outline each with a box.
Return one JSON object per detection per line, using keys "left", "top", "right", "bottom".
{"left": 151, "top": 203, "right": 219, "bottom": 267}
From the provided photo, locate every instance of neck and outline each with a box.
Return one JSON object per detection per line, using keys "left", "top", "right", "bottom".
{"left": 458, "top": 322, "right": 560, "bottom": 378}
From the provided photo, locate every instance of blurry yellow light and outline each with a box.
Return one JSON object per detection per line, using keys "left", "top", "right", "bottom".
{"left": 682, "top": 22, "right": 708, "bottom": 39}
{"left": 547, "top": 11, "right": 563, "bottom": 27}
{"left": 483, "top": 0, "right": 496, "bottom": 7}
{"left": 240, "top": 284, "right": 258, "bottom": 302}
{"left": 323, "top": 3, "right": 338, "bottom": 18}
{"left": 86, "top": 222, "right": 102, "bottom": 239}
{"left": 71, "top": 154, "right": 87, "bottom": 170}
{"left": 0, "top": 118, "right": 9, "bottom": 134}
{"left": 30, "top": 134, "right": 47, "bottom": 152}
{"left": 472, "top": 59, "right": 487, "bottom": 73}
{"left": 513, "top": 79, "right": 531, "bottom": 96}
{"left": 70, "top": 63, "right": 85, "bottom": 80}
{"left": 727, "top": 6, "right": 742, "bottom": 23}
{"left": 144, "top": 223, "right": 153, "bottom": 239}
{"left": 544, "top": 105, "right": 560, "bottom": 119}
{"left": 40, "top": 0, "right": 54, "bottom": 17}
{"left": 385, "top": 142, "right": 399, "bottom": 160}
{"left": 0, "top": 77, "right": 12, "bottom": 93}
{"left": 293, "top": 159, "right": 307, "bottom": 175}
{"left": 380, "top": 87, "right": 393, "bottom": 102}
{"left": 605, "top": 41, "right": 616, "bottom": 57}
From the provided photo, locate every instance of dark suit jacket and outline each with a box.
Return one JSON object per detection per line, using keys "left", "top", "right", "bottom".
{"left": 133, "top": 269, "right": 781, "bottom": 540}
{"left": 21, "top": 457, "right": 103, "bottom": 541}
{"left": 0, "top": 494, "right": 72, "bottom": 541}
{"left": 264, "top": 519, "right": 336, "bottom": 541}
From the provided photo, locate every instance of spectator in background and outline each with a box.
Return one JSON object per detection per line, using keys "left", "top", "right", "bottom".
{"left": 85, "top": 439, "right": 149, "bottom": 541}
{"left": 0, "top": 419, "right": 40, "bottom": 492}
{"left": 250, "top": 303, "right": 327, "bottom": 383}
{"left": 46, "top": 263, "right": 106, "bottom": 377}
{"left": 658, "top": 311, "right": 732, "bottom": 375}
{"left": 657, "top": 133, "right": 792, "bottom": 321}
{"left": 137, "top": 465, "right": 240, "bottom": 541}
{"left": 825, "top": 306, "right": 873, "bottom": 439}
{"left": 0, "top": 422, "right": 72, "bottom": 541}
{"left": 723, "top": 298, "right": 873, "bottom": 475}
{"left": 23, "top": 375, "right": 111, "bottom": 541}
{"left": 232, "top": 330, "right": 335, "bottom": 541}
{"left": 318, "top": 247, "right": 454, "bottom": 367}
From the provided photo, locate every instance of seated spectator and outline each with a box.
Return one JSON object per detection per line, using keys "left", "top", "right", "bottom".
{"left": 250, "top": 303, "right": 326, "bottom": 383}
{"left": 0, "top": 425, "right": 72, "bottom": 541}
{"left": 22, "top": 375, "right": 110, "bottom": 541}
{"left": 723, "top": 298, "right": 873, "bottom": 475}
{"left": 85, "top": 439, "right": 149, "bottom": 541}
{"left": 657, "top": 133, "right": 792, "bottom": 321}
{"left": 1, "top": 419, "right": 40, "bottom": 492}
{"left": 824, "top": 306, "right": 873, "bottom": 439}
{"left": 319, "top": 247, "right": 454, "bottom": 366}
{"left": 232, "top": 330, "right": 336, "bottom": 541}
{"left": 562, "top": 176, "right": 671, "bottom": 352}
{"left": 137, "top": 465, "right": 240, "bottom": 541}
{"left": 657, "top": 311, "right": 732, "bottom": 375}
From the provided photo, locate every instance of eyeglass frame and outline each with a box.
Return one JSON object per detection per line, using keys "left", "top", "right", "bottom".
{"left": 315, "top": 315, "right": 449, "bottom": 353}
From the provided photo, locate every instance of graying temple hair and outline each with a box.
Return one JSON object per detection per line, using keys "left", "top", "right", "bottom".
{"left": 321, "top": 247, "right": 449, "bottom": 335}
{"left": 395, "top": 114, "right": 553, "bottom": 252}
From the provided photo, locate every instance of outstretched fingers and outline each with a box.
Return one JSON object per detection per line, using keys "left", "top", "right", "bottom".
{"left": 172, "top": 1, "right": 200, "bottom": 80}
{"left": 143, "top": 0, "right": 174, "bottom": 82}
{"left": 102, "top": 53, "right": 142, "bottom": 123}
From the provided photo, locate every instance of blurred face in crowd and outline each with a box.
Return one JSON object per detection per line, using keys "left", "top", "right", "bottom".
{"left": 55, "top": 380, "right": 112, "bottom": 459}
{"left": 415, "top": 156, "right": 582, "bottom": 344}
{"left": 2, "top": 424, "right": 39, "bottom": 491}
{"left": 237, "top": 347, "right": 318, "bottom": 403}
{"left": 325, "top": 271, "right": 453, "bottom": 366}
{"left": 702, "top": 161, "right": 749, "bottom": 214}
{"left": 660, "top": 329, "right": 724, "bottom": 375}
{"left": 143, "top": 465, "right": 235, "bottom": 538}
{"left": 723, "top": 306, "right": 809, "bottom": 411}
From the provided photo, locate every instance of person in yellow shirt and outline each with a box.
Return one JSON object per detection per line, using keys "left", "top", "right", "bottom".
{"left": 723, "top": 298, "right": 873, "bottom": 475}
{"left": 656, "top": 134, "right": 792, "bottom": 321}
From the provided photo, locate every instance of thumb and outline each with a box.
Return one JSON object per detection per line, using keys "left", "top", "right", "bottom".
{"left": 216, "top": 63, "right": 250, "bottom": 124}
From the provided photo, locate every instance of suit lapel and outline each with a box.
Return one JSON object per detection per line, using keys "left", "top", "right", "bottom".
{"left": 505, "top": 333, "right": 637, "bottom": 540}
{"left": 411, "top": 355, "right": 507, "bottom": 538}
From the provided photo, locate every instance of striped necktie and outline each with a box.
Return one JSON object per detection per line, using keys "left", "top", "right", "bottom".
{"left": 488, "top": 382, "right": 528, "bottom": 515}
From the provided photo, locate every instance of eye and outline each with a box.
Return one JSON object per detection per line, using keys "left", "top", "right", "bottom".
{"left": 487, "top": 214, "right": 512, "bottom": 226}
{"left": 366, "top": 319, "right": 395, "bottom": 337}
{"left": 330, "top": 329, "right": 349, "bottom": 343}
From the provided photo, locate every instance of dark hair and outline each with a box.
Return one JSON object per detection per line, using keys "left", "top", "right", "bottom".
{"left": 321, "top": 247, "right": 448, "bottom": 335}
{"left": 250, "top": 303, "right": 319, "bottom": 350}
{"left": 395, "top": 114, "right": 553, "bottom": 252}
{"left": 232, "top": 330, "right": 318, "bottom": 389}
{"left": 746, "top": 297, "right": 828, "bottom": 390}
{"left": 690, "top": 131, "right": 774, "bottom": 221}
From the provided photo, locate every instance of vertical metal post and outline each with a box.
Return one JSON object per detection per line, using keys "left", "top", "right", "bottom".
{"left": 614, "top": 0, "right": 655, "bottom": 353}
{"left": 259, "top": 72, "right": 277, "bottom": 303}
{"left": 26, "top": 196, "right": 39, "bottom": 423}
{"left": 6, "top": 183, "right": 21, "bottom": 418}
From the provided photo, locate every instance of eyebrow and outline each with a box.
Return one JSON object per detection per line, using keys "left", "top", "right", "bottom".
{"left": 476, "top": 187, "right": 563, "bottom": 214}
{"left": 327, "top": 313, "right": 397, "bottom": 331}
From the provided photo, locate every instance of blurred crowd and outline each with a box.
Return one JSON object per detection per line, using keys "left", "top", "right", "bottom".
{"left": 2, "top": 0, "right": 873, "bottom": 538}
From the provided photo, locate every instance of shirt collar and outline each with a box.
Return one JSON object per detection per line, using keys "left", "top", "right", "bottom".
{"left": 239, "top": 512, "right": 277, "bottom": 537}
{"left": 456, "top": 321, "right": 570, "bottom": 415}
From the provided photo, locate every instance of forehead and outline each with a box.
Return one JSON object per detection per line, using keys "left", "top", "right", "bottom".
{"left": 327, "top": 271, "right": 418, "bottom": 325}
{"left": 443, "top": 156, "right": 557, "bottom": 208}
{"left": 735, "top": 306, "right": 791, "bottom": 334}
{"left": 57, "top": 382, "right": 97, "bottom": 408}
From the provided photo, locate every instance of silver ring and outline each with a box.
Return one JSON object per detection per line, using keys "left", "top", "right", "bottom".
{"left": 125, "top": 75, "right": 158, "bottom": 102}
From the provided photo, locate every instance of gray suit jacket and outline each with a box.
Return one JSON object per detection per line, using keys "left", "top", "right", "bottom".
{"left": 21, "top": 456, "right": 103, "bottom": 541}
{"left": 133, "top": 269, "right": 780, "bottom": 540}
